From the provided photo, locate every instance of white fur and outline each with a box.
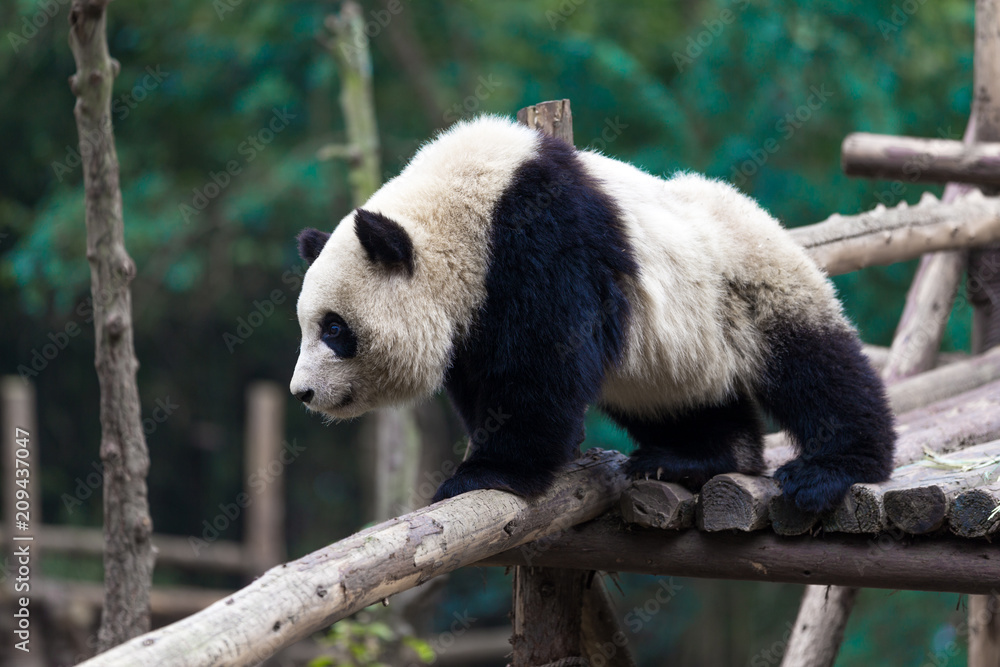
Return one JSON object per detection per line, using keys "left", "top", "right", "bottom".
{"left": 582, "top": 153, "right": 844, "bottom": 416}
{"left": 292, "top": 116, "right": 845, "bottom": 420}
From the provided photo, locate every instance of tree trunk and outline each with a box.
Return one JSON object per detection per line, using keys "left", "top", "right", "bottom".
{"left": 67, "top": 0, "right": 154, "bottom": 650}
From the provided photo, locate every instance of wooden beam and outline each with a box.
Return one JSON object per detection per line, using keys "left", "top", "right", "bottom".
{"left": 790, "top": 190, "right": 1000, "bottom": 276}
{"left": 76, "top": 449, "right": 628, "bottom": 667}
{"left": 479, "top": 516, "right": 1000, "bottom": 595}
{"left": 841, "top": 132, "right": 1000, "bottom": 186}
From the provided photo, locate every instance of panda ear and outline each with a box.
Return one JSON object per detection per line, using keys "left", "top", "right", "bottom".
{"left": 354, "top": 209, "right": 414, "bottom": 275}
{"left": 297, "top": 228, "right": 331, "bottom": 265}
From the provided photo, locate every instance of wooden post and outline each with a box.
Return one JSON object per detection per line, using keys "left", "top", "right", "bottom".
{"left": 244, "top": 382, "right": 286, "bottom": 574}
{"left": 509, "top": 99, "right": 613, "bottom": 667}
{"left": 970, "top": 1, "right": 1000, "bottom": 662}
{"left": 517, "top": 99, "right": 573, "bottom": 144}
{"left": 512, "top": 567, "right": 589, "bottom": 666}
{"left": 67, "top": 0, "right": 155, "bottom": 650}
{"left": 1, "top": 378, "right": 46, "bottom": 667}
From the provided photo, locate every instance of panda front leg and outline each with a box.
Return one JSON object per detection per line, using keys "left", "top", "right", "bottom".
{"left": 434, "top": 356, "right": 590, "bottom": 503}
{"left": 755, "top": 322, "right": 896, "bottom": 513}
{"left": 431, "top": 398, "right": 586, "bottom": 503}
{"left": 604, "top": 394, "right": 766, "bottom": 490}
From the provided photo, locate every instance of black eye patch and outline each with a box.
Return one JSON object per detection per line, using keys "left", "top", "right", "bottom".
{"left": 319, "top": 312, "right": 358, "bottom": 358}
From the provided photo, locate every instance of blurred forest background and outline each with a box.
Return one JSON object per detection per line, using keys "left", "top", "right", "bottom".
{"left": 0, "top": 0, "right": 981, "bottom": 664}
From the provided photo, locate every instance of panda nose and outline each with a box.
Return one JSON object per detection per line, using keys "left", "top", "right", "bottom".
{"left": 296, "top": 389, "right": 314, "bottom": 404}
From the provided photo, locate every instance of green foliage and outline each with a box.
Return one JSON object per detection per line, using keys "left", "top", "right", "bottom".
{"left": 309, "top": 612, "right": 434, "bottom": 667}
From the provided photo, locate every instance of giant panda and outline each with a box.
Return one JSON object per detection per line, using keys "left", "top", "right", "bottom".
{"left": 290, "top": 115, "right": 895, "bottom": 513}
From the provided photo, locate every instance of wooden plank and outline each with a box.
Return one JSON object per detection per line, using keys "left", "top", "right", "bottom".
{"left": 480, "top": 515, "right": 1000, "bottom": 595}
{"left": 841, "top": 132, "right": 1000, "bottom": 186}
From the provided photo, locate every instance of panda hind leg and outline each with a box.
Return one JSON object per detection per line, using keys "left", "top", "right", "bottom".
{"left": 604, "top": 395, "right": 765, "bottom": 492}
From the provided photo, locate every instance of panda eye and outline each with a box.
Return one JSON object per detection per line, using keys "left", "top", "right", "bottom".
{"left": 320, "top": 312, "right": 357, "bottom": 358}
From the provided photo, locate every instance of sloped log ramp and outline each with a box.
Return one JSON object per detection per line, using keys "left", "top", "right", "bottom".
{"left": 78, "top": 450, "right": 628, "bottom": 667}
{"left": 480, "top": 515, "right": 1000, "bottom": 595}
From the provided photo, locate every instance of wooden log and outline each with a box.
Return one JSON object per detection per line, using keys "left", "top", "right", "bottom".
{"left": 77, "top": 449, "right": 628, "bottom": 667}
{"left": 892, "top": 379, "right": 1000, "bottom": 463}
{"left": 882, "top": 440, "right": 1000, "bottom": 534}
{"left": 887, "top": 345, "right": 1000, "bottom": 415}
{"left": 830, "top": 439, "right": 1000, "bottom": 537}
{"left": 581, "top": 577, "right": 635, "bottom": 667}
{"left": 862, "top": 345, "right": 967, "bottom": 372}
{"left": 789, "top": 189, "right": 1000, "bottom": 276}
{"left": 882, "top": 250, "right": 967, "bottom": 382}
{"left": 949, "top": 480, "right": 1000, "bottom": 538}
{"left": 696, "top": 474, "right": 779, "bottom": 532}
{"left": 841, "top": 132, "right": 1000, "bottom": 186}
{"left": 780, "top": 586, "right": 858, "bottom": 667}
{"left": 768, "top": 499, "right": 819, "bottom": 537}
{"left": 244, "top": 382, "right": 286, "bottom": 574}
{"left": 69, "top": 0, "right": 156, "bottom": 647}
{"left": 480, "top": 515, "right": 1000, "bottom": 595}
{"left": 516, "top": 99, "right": 573, "bottom": 145}
{"left": 512, "top": 567, "right": 588, "bottom": 666}
{"left": 619, "top": 480, "right": 695, "bottom": 530}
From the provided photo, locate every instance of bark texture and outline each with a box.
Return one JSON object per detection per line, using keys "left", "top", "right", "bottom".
{"left": 67, "top": 0, "right": 154, "bottom": 651}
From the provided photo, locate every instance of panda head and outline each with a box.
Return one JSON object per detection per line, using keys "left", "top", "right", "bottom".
{"left": 290, "top": 207, "right": 452, "bottom": 419}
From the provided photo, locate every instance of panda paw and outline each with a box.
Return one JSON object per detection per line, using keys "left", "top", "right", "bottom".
{"left": 431, "top": 460, "right": 554, "bottom": 503}
{"left": 774, "top": 457, "right": 853, "bottom": 514}
{"left": 624, "top": 449, "right": 725, "bottom": 491}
